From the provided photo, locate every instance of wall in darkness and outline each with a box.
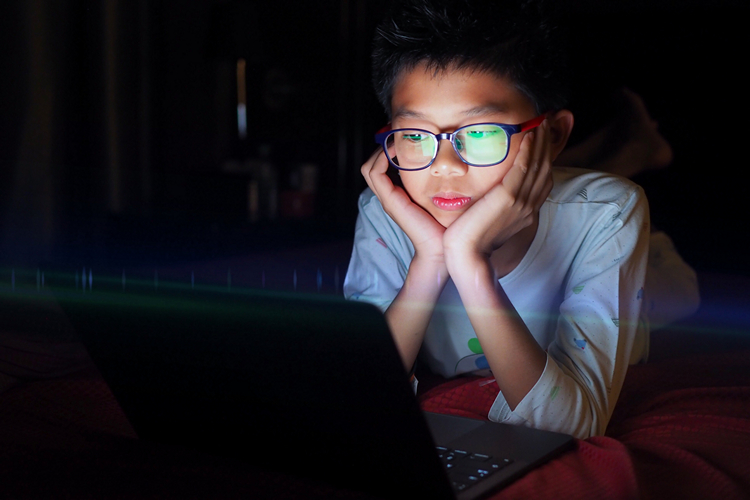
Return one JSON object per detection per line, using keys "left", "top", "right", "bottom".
{"left": 148, "top": 1, "right": 346, "bottom": 217}
{"left": 562, "top": 1, "right": 749, "bottom": 274}
{"left": 1, "top": 0, "right": 747, "bottom": 274}
{"left": 141, "top": 0, "right": 750, "bottom": 273}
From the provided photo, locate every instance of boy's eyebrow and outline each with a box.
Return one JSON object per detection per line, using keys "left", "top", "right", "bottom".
{"left": 390, "top": 108, "right": 426, "bottom": 121}
{"left": 460, "top": 103, "right": 511, "bottom": 117}
{"left": 391, "top": 103, "right": 511, "bottom": 122}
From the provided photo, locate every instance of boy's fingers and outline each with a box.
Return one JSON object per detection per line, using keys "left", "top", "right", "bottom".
{"left": 360, "top": 148, "right": 383, "bottom": 179}
{"left": 529, "top": 121, "right": 554, "bottom": 207}
{"left": 362, "top": 150, "right": 417, "bottom": 223}
{"left": 517, "top": 134, "right": 540, "bottom": 199}
{"left": 361, "top": 149, "right": 391, "bottom": 197}
{"left": 519, "top": 119, "right": 549, "bottom": 199}
{"left": 503, "top": 129, "right": 533, "bottom": 196}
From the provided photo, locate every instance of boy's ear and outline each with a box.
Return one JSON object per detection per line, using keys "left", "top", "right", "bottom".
{"left": 547, "top": 110, "right": 574, "bottom": 162}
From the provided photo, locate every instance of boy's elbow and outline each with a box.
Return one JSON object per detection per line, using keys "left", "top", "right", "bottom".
{"left": 570, "top": 406, "right": 607, "bottom": 440}
{"left": 534, "top": 395, "right": 607, "bottom": 440}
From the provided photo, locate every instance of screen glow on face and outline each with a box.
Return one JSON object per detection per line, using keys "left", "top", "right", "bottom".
{"left": 391, "top": 132, "right": 436, "bottom": 169}
{"left": 386, "top": 124, "right": 510, "bottom": 169}
{"left": 455, "top": 125, "right": 508, "bottom": 165}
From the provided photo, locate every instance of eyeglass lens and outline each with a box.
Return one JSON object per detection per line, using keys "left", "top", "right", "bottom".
{"left": 385, "top": 124, "right": 510, "bottom": 170}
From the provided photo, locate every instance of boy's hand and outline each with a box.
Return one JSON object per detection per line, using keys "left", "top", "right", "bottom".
{"left": 361, "top": 149, "right": 446, "bottom": 263}
{"left": 443, "top": 119, "right": 554, "bottom": 262}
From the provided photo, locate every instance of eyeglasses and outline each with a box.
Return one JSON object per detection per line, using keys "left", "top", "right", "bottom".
{"left": 374, "top": 115, "right": 545, "bottom": 171}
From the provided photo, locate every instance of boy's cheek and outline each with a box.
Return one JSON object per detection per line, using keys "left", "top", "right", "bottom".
{"left": 480, "top": 160, "right": 515, "bottom": 189}
{"left": 399, "top": 173, "right": 426, "bottom": 198}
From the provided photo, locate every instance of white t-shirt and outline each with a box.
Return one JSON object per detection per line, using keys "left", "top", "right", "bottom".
{"left": 344, "top": 167, "right": 650, "bottom": 438}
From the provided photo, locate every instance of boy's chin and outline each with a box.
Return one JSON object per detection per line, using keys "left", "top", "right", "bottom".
{"left": 432, "top": 212, "right": 461, "bottom": 228}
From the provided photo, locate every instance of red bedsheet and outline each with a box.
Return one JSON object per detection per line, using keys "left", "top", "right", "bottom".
{"left": 2, "top": 322, "right": 749, "bottom": 498}
{"left": 420, "top": 338, "right": 750, "bottom": 499}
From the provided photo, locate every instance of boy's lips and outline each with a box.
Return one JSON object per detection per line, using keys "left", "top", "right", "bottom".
{"left": 432, "top": 193, "right": 471, "bottom": 211}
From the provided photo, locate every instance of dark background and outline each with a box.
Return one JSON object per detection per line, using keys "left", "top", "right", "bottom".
{"left": 1, "top": 0, "right": 748, "bottom": 276}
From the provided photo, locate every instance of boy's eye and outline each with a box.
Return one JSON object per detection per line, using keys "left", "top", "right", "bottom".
{"left": 402, "top": 133, "right": 430, "bottom": 142}
{"left": 466, "top": 129, "right": 500, "bottom": 139}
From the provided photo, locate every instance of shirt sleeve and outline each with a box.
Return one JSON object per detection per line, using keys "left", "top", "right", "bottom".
{"left": 344, "top": 190, "right": 421, "bottom": 393}
{"left": 343, "top": 189, "right": 414, "bottom": 312}
{"left": 488, "top": 185, "right": 650, "bottom": 439}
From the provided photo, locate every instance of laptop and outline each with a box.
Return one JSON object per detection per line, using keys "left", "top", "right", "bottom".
{"left": 51, "top": 282, "right": 573, "bottom": 499}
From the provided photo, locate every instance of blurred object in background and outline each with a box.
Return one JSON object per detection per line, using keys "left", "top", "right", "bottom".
{"left": 281, "top": 163, "right": 319, "bottom": 220}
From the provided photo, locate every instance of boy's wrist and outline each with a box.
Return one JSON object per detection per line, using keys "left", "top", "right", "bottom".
{"left": 410, "top": 253, "right": 449, "bottom": 290}
{"left": 444, "top": 247, "right": 490, "bottom": 278}
{"left": 412, "top": 249, "right": 448, "bottom": 274}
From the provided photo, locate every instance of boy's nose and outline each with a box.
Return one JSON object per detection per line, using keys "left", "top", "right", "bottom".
{"left": 430, "top": 141, "right": 468, "bottom": 176}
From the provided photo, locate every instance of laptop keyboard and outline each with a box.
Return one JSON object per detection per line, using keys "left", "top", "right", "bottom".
{"left": 436, "top": 446, "right": 513, "bottom": 493}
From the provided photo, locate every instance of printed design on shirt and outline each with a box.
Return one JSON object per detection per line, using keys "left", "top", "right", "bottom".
{"left": 613, "top": 256, "right": 623, "bottom": 263}
{"left": 550, "top": 386, "right": 561, "bottom": 401}
{"left": 455, "top": 354, "right": 490, "bottom": 373}
{"left": 577, "top": 188, "right": 588, "bottom": 200}
{"left": 612, "top": 318, "right": 620, "bottom": 327}
{"left": 637, "top": 287, "right": 644, "bottom": 300}
{"left": 475, "top": 356, "right": 489, "bottom": 370}
{"left": 375, "top": 238, "right": 387, "bottom": 249}
{"left": 573, "top": 338, "right": 587, "bottom": 350}
{"left": 572, "top": 285, "right": 585, "bottom": 294}
{"left": 468, "top": 338, "right": 484, "bottom": 354}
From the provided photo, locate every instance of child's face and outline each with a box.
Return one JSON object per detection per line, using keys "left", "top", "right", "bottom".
{"left": 390, "top": 63, "right": 538, "bottom": 228}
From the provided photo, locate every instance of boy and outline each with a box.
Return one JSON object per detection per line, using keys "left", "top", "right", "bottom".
{"left": 344, "top": 0, "right": 682, "bottom": 439}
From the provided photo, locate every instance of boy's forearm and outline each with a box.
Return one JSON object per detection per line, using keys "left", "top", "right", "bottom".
{"left": 385, "top": 255, "right": 449, "bottom": 373}
{"left": 447, "top": 254, "right": 546, "bottom": 410}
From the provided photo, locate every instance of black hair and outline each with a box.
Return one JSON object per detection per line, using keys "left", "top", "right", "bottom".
{"left": 371, "top": 0, "right": 569, "bottom": 117}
